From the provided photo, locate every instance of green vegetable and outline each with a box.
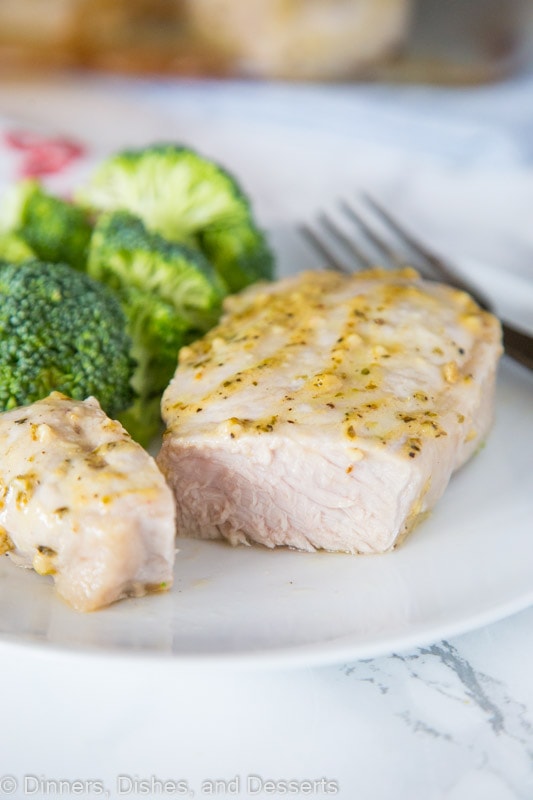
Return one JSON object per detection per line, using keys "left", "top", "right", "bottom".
{"left": 0, "top": 232, "right": 35, "bottom": 264}
{"left": 200, "top": 221, "right": 274, "bottom": 293}
{"left": 87, "top": 211, "right": 225, "bottom": 442}
{"left": 0, "top": 142, "right": 275, "bottom": 444}
{"left": 0, "top": 260, "right": 134, "bottom": 417}
{"left": 1, "top": 180, "right": 92, "bottom": 271}
{"left": 89, "top": 211, "right": 225, "bottom": 331}
{"left": 116, "top": 395, "right": 166, "bottom": 451}
{"left": 77, "top": 143, "right": 274, "bottom": 291}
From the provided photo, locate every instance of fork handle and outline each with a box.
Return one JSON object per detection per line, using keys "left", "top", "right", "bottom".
{"left": 502, "top": 322, "right": 533, "bottom": 371}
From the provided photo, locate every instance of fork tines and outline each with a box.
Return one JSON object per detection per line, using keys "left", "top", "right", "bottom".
{"left": 302, "top": 195, "right": 491, "bottom": 307}
{"left": 302, "top": 198, "right": 430, "bottom": 275}
{"left": 301, "top": 195, "right": 533, "bottom": 372}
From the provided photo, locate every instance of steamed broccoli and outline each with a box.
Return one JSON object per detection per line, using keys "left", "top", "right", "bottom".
{"left": 200, "top": 221, "right": 274, "bottom": 292}
{"left": 88, "top": 211, "right": 225, "bottom": 331}
{"left": 113, "top": 284, "right": 191, "bottom": 444}
{"left": 0, "top": 142, "right": 276, "bottom": 444}
{"left": 1, "top": 180, "right": 92, "bottom": 271}
{"left": 0, "top": 260, "right": 134, "bottom": 416}
{"left": 87, "top": 211, "right": 225, "bottom": 442}
{"left": 116, "top": 395, "right": 167, "bottom": 452}
{"left": 77, "top": 144, "right": 274, "bottom": 291}
{"left": 0, "top": 231, "right": 35, "bottom": 264}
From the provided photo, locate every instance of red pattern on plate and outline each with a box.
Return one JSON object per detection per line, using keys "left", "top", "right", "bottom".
{"left": 4, "top": 130, "right": 85, "bottom": 178}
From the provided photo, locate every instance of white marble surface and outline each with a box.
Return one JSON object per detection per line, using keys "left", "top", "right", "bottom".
{"left": 0, "top": 73, "right": 532, "bottom": 799}
{"left": 1, "top": 605, "right": 533, "bottom": 799}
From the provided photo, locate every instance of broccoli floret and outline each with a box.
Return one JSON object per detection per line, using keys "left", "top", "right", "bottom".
{"left": 114, "top": 283, "right": 191, "bottom": 444}
{"left": 200, "top": 221, "right": 274, "bottom": 293}
{"left": 0, "top": 260, "right": 134, "bottom": 417}
{"left": 1, "top": 180, "right": 92, "bottom": 271}
{"left": 0, "top": 232, "right": 35, "bottom": 264}
{"left": 87, "top": 211, "right": 225, "bottom": 442}
{"left": 88, "top": 211, "right": 225, "bottom": 331}
{"left": 117, "top": 395, "right": 166, "bottom": 452}
{"left": 77, "top": 143, "right": 274, "bottom": 291}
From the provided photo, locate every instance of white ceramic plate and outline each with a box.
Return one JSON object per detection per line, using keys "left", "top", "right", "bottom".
{"left": 0, "top": 354, "right": 531, "bottom": 669}
{"left": 0, "top": 81, "right": 532, "bottom": 669}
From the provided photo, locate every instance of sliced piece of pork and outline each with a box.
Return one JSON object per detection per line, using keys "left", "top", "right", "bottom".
{"left": 158, "top": 268, "right": 502, "bottom": 554}
{"left": 0, "top": 392, "right": 175, "bottom": 611}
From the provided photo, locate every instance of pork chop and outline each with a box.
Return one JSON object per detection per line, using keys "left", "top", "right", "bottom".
{"left": 0, "top": 392, "right": 176, "bottom": 610}
{"left": 158, "top": 268, "right": 502, "bottom": 554}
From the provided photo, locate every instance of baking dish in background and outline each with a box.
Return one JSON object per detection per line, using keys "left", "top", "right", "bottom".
{"left": 0, "top": 0, "right": 531, "bottom": 84}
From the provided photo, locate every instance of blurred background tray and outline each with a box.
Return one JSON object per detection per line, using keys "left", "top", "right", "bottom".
{"left": 0, "top": 0, "right": 531, "bottom": 84}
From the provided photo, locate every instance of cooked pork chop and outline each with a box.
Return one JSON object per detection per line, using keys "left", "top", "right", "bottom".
{"left": 0, "top": 392, "right": 175, "bottom": 611}
{"left": 158, "top": 268, "right": 502, "bottom": 554}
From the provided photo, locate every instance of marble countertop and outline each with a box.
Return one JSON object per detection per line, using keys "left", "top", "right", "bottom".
{"left": 0, "top": 72, "right": 532, "bottom": 800}
{"left": 2, "top": 605, "right": 533, "bottom": 799}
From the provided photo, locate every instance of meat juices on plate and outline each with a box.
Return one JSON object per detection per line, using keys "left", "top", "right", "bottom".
{"left": 158, "top": 268, "right": 502, "bottom": 554}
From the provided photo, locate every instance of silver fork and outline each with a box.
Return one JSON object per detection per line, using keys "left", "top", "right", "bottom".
{"left": 301, "top": 195, "right": 533, "bottom": 372}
